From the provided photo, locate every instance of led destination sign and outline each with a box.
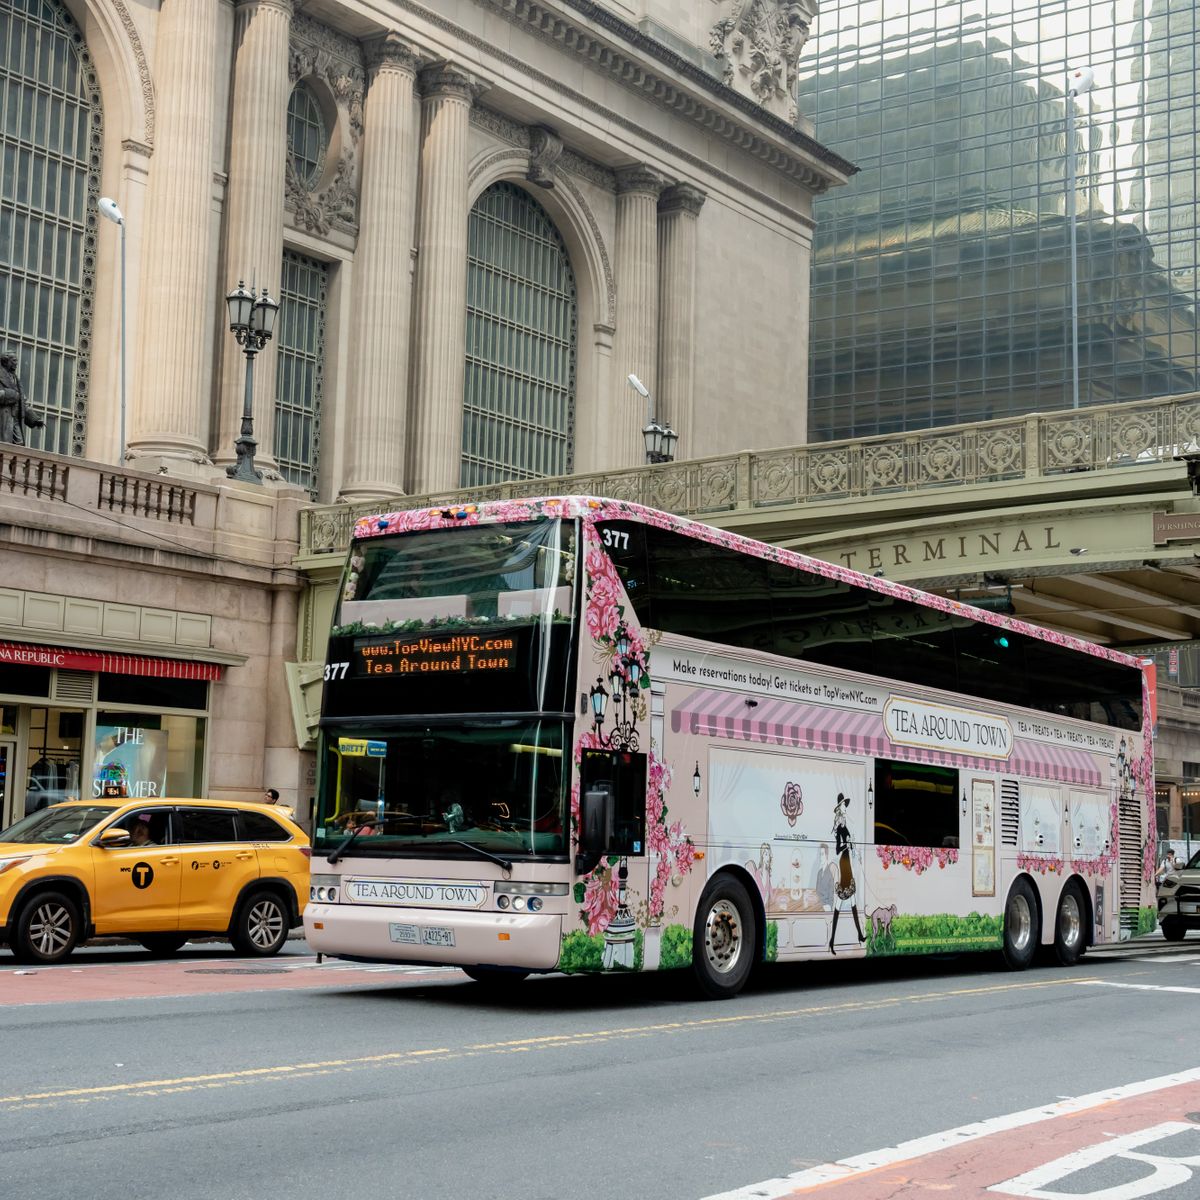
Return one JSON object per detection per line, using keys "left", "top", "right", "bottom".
{"left": 353, "top": 632, "right": 517, "bottom": 676}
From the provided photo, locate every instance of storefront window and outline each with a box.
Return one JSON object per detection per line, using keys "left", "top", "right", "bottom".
{"left": 25, "top": 706, "right": 84, "bottom": 815}
{"left": 94, "top": 713, "right": 206, "bottom": 800}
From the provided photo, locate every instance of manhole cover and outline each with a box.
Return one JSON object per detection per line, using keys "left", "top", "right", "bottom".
{"left": 185, "top": 968, "right": 289, "bottom": 975}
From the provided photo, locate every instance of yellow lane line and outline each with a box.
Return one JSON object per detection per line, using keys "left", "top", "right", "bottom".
{"left": 0, "top": 975, "right": 1097, "bottom": 1110}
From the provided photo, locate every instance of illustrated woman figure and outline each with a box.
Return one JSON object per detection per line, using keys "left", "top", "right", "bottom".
{"left": 829, "top": 793, "right": 866, "bottom": 953}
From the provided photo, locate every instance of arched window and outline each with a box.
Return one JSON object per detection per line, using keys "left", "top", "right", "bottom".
{"left": 286, "top": 81, "right": 326, "bottom": 192}
{"left": 0, "top": 0, "right": 102, "bottom": 456}
{"left": 462, "top": 182, "right": 577, "bottom": 486}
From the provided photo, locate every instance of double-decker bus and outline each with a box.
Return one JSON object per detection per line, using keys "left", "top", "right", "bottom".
{"left": 305, "top": 496, "right": 1156, "bottom": 998}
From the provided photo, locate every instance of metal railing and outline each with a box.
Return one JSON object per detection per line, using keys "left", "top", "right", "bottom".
{"left": 300, "top": 391, "right": 1200, "bottom": 555}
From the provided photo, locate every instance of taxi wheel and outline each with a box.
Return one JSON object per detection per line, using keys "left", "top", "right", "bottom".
{"left": 15, "top": 891, "right": 81, "bottom": 964}
{"left": 139, "top": 935, "right": 188, "bottom": 957}
{"left": 231, "top": 890, "right": 289, "bottom": 956}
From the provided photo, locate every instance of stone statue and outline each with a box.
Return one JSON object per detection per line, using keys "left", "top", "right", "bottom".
{"left": 0, "top": 351, "right": 44, "bottom": 446}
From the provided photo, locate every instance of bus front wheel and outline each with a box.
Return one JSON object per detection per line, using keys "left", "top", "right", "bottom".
{"left": 1002, "top": 878, "right": 1039, "bottom": 971}
{"left": 692, "top": 875, "right": 756, "bottom": 1000}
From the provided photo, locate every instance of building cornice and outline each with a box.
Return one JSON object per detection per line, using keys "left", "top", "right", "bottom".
{"left": 393, "top": 0, "right": 855, "bottom": 194}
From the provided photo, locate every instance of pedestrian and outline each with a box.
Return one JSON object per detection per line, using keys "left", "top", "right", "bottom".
{"left": 263, "top": 788, "right": 280, "bottom": 805}
{"left": 1156, "top": 849, "right": 1179, "bottom": 884}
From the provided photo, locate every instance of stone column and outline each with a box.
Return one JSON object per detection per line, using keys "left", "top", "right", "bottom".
{"left": 408, "top": 64, "right": 481, "bottom": 495}
{"left": 214, "top": 0, "right": 294, "bottom": 476}
{"left": 614, "top": 165, "right": 667, "bottom": 466}
{"left": 128, "top": 0, "right": 222, "bottom": 463}
{"left": 657, "top": 183, "right": 706, "bottom": 460}
{"left": 339, "top": 36, "right": 422, "bottom": 501}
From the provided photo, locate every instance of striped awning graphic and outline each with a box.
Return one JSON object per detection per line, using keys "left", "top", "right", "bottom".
{"left": 670, "top": 687, "right": 1103, "bottom": 787}
{"left": 0, "top": 641, "right": 222, "bottom": 681}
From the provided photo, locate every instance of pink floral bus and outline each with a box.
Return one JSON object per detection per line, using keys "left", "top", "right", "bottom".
{"left": 304, "top": 496, "right": 1156, "bottom": 999}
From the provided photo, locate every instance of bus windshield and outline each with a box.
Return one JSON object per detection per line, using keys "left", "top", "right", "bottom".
{"left": 314, "top": 719, "right": 568, "bottom": 858}
{"left": 336, "top": 518, "right": 575, "bottom": 634}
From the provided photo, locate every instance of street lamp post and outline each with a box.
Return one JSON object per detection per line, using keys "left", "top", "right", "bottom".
{"left": 627, "top": 372, "right": 677, "bottom": 464}
{"left": 1065, "top": 65, "right": 1094, "bottom": 411}
{"left": 97, "top": 197, "right": 126, "bottom": 463}
{"left": 225, "top": 280, "right": 280, "bottom": 484}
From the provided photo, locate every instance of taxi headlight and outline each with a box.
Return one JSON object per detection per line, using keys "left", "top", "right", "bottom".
{"left": 0, "top": 856, "right": 32, "bottom": 876}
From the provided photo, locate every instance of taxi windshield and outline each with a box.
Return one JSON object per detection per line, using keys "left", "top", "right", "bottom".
{"left": 1, "top": 805, "right": 116, "bottom": 844}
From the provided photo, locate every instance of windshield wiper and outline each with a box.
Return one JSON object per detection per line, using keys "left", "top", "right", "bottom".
{"left": 450, "top": 840, "right": 512, "bottom": 872}
{"left": 326, "top": 818, "right": 377, "bottom": 864}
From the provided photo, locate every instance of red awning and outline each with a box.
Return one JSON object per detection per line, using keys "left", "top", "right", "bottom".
{"left": 0, "top": 641, "right": 223, "bottom": 681}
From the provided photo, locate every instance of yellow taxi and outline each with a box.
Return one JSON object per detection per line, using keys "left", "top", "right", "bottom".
{"left": 0, "top": 798, "right": 311, "bottom": 964}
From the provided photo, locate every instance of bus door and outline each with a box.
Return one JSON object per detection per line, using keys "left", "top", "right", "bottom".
{"left": 579, "top": 747, "right": 649, "bottom": 970}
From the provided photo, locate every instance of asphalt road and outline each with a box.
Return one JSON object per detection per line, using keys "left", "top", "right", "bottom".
{"left": 2, "top": 936, "right": 1198, "bottom": 1200}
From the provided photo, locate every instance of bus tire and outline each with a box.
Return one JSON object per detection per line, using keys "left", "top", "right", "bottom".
{"left": 1053, "top": 880, "right": 1087, "bottom": 966}
{"left": 461, "top": 966, "right": 529, "bottom": 987}
{"left": 1002, "top": 877, "right": 1038, "bottom": 971}
{"left": 692, "top": 875, "right": 755, "bottom": 1000}
{"left": 1161, "top": 917, "right": 1186, "bottom": 942}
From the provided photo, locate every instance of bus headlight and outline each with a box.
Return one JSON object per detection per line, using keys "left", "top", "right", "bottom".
{"left": 527, "top": 896, "right": 543, "bottom": 912}
{"left": 311, "top": 874, "right": 340, "bottom": 903}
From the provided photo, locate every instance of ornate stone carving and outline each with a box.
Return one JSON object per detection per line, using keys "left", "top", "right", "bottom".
{"left": 112, "top": 0, "right": 155, "bottom": 146}
{"left": 287, "top": 150, "right": 357, "bottom": 235}
{"left": 285, "top": 16, "right": 365, "bottom": 235}
{"left": 614, "top": 164, "right": 668, "bottom": 196}
{"left": 709, "top": 0, "right": 816, "bottom": 124}
{"left": 659, "top": 183, "right": 707, "bottom": 217}
{"left": 418, "top": 63, "right": 484, "bottom": 103}
{"left": 364, "top": 31, "right": 422, "bottom": 78}
{"left": 527, "top": 126, "right": 563, "bottom": 189}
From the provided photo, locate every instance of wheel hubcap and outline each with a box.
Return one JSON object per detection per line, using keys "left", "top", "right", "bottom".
{"left": 1060, "top": 893, "right": 1082, "bottom": 949}
{"left": 30, "top": 903, "right": 72, "bottom": 957}
{"left": 1008, "top": 893, "right": 1032, "bottom": 952}
{"left": 703, "top": 898, "right": 743, "bottom": 976}
{"left": 248, "top": 901, "right": 284, "bottom": 949}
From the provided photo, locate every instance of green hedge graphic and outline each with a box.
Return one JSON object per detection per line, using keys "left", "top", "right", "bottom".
{"left": 657, "top": 924, "right": 693, "bottom": 970}
{"left": 866, "top": 911, "right": 1004, "bottom": 956}
{"left": 558, "top": 928, "right": 644, "bottom": 973}
{"left": 766, "top": 921, "right": 778, "bottom": 963}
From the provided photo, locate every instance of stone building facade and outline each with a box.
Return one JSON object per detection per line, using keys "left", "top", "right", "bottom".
{"left": 0, "top": 0, "right": 848, "bottom": 823}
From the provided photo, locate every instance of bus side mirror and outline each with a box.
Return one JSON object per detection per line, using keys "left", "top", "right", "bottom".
{"left": 576, "top": 782, "right": 614, "bottom": 875}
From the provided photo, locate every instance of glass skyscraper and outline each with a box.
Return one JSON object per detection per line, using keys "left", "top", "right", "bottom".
{"left": 796, "top": 0, "right": 1199, "bottom": 441}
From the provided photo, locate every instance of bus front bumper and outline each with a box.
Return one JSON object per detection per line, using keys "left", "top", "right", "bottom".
{"left": 304, "top": 903, "right": 564, "bottom": 970}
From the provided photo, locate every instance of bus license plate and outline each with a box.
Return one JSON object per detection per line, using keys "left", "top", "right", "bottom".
{"left": 390, "top": 923, "right": 455, "bottom": 947}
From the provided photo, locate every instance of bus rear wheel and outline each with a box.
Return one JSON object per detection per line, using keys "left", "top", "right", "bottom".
{"left": 1053, "top": 880, "right": 1087, "bottom": 966}
{"left": 1002, "top": 878, "right": 1038, "bottom": 971}
{"left": 1161, "top": 917, "right": 1186, "bottom": 942}
{"left": 692, "top": 875, "right": 756, "bottom": 1000}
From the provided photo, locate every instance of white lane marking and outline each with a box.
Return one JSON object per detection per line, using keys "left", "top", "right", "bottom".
{"left": 700, "top": 1067, "right": 1200, "bottom": 1200}
{"left": 1077, "top": 980, "right": 1200, "bottom": 996}
{"left": 988, "top": 1121, "right": 1200, "bottom": 1198}
{"left": 1130, "top": 955, "right": 1200, "bottom": 965}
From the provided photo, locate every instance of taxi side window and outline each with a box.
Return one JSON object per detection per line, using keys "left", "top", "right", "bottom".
{"left": 177, "top": 808, "right": 238, "bottom": 844}
{"left": 238, "top": 811, "right": 290, "bottom": 842}
{"left": 110, "top": 809, "right": 171, "bottom": 845}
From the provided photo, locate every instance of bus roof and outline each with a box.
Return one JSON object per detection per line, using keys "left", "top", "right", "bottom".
{"left": 351, "top": 494, "right": 1148, "bottom": 677}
